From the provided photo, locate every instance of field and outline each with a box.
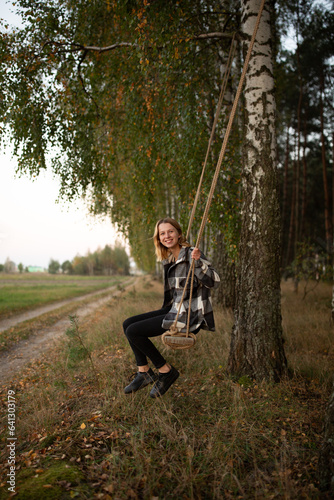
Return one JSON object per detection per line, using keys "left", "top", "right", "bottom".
{"left": 0, "top": 273, "right": 126, "bottom": 319}
{"left": 0, "top": 277, "right": 333, "bottom": 499}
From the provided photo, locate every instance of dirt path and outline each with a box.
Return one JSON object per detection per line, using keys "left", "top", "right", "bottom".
{"left": 0, "top": 278, "right": 137, "bottom": 384}
{"left": 0, "top": 278, "right": 133, "bottom": 333}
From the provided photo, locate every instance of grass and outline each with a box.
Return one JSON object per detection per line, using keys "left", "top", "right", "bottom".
{"left": 0, "top": 274, "right": 128, "bottom": 319}
{"left": 0, "top": 273, "right": 122, "bottom": 282}
{"left": 0, "top": 277, "right": 333, "bottom": 499}
{"left": 4, "top": 462, "right": 90, "bottom": 499}
{"left": 281, "top": 279, "right": 333, "bottom": 383}
{"left": 0, "top": 291, "right": 116, "bottom": 353}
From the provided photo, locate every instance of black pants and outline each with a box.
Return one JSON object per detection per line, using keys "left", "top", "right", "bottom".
{"left": 123, "top": 307, "right": 171, "bottom": 369}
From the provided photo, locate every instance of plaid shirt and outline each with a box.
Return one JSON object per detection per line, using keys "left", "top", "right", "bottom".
{"left": 161, "top": 246, "right": 220, "bottom": 332}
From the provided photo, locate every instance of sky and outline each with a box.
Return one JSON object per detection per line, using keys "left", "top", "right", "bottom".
{"left": 0, "top": 152, "right": 127, "bottom": 269}
{"left": 0, "top": 0, "right": 128, "bottom": 269}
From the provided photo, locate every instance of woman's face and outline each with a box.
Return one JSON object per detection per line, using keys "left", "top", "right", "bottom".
{"left": 158, "top": 223, "right": 180, "bottom": 250}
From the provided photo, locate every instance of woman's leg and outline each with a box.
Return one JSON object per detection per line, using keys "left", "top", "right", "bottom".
{"left": 123, "top": 308, "right": 170, "bottom": 369}
{"left": 123, "top": 308, "right": 182, "bottom": 397}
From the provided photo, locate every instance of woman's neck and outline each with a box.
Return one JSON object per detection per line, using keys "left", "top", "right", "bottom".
{"left": 171, "top": 245, "right": 181, "bottom": 261}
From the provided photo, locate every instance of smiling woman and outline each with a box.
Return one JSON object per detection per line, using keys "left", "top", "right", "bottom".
{"left": 153, "top": 219, "right": 191, "bottom": 262}
{"left": 122, "top": 217, "right": 220, "bottom": 399}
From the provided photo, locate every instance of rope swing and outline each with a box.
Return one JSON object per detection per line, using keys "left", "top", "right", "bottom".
{"left": 162, "top": 0, "right": 267, "bottom": 350}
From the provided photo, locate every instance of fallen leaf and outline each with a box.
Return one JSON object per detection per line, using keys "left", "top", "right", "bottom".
{"left": 104, "top": 484, "right": 114, "bottom": 493}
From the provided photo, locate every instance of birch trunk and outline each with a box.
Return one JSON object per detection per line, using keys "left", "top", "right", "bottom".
{"left": 227, "top": 0, "right": 287, "bottom": 381}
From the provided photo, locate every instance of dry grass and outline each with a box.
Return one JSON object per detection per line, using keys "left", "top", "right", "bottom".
{"left": 0, "top": 275, "right": 126, "bottom": 319}
{"left": 0, "top": 277, "right": 333, "bottom": 499}
{"left": 281, "top": 279, "right": 333, "bottom": 384}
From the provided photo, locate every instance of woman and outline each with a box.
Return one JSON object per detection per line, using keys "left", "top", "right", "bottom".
{"left": 123, "top": 217, "right": 220, "bottom": 398}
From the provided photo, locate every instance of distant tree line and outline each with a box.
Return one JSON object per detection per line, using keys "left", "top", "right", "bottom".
{"left": 0, "top": 244, "right": 130, "bottom": 276}
{"left": 48, "top": 243, "right": 130, "bottom": 276}
{"left": 0, "top": 258, "right": 24, "bottom": 273}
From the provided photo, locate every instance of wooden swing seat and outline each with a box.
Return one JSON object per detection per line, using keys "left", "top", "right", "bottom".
{"left": 163, "top": 334, "right": 195, "bottom": 347}
{"left": 162, "top": 329, "right": 196, "bottom": 350}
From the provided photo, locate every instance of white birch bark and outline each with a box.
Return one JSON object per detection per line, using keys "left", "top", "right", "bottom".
{"left": 227, "top": 0, "right": 287, "bottom": 381}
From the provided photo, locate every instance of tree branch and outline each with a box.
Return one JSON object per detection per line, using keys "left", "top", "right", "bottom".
{"left": 193, "top": 32, "right": 237, "bottom": 40}
{"left": 80, "top": 32, "right": 237, "bottom": 53}
{"left": 42, "top": 31, "right": 238, "bottom": 59}
{"left": 82, "top": 42, "right": 139, "bottom": 52}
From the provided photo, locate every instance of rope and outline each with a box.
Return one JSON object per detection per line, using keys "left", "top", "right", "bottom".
{"left": 186, "top": 33, "right": 237, "bottom": 242}
{"left": 195, "top": 0, "right": 266, "bottom": 249}
{"left": 163, "top": 0, "right": 267, "bottom": 348}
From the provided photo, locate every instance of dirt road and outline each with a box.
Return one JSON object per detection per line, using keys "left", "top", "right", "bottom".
{"left": 0, "top": 278, "right": 137, "bottom": 384}
{"left": 0, "top": 279, "right": 134, "bottom": 333}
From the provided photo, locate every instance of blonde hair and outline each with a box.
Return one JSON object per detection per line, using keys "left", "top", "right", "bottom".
{"left": 153, "top": 218, "right": 190, "bottom": 261}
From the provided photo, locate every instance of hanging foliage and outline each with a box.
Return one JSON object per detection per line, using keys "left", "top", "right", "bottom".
{"left": 0, "top": 0, "right": 242, "bottom": 268}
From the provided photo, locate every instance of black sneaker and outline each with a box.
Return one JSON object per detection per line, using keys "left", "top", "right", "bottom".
{"left": 149, "top": 366, "right": 179, "bottom": 398}
{"left": 124, "top": 368, "right": 157, "bottom": 394}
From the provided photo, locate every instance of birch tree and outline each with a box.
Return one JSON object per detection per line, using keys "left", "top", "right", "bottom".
{"left": 0, "top": 0, "right": 240, "bottom": 270}
{"left": 227, "top": 0, "right": 287, "bottom": 381}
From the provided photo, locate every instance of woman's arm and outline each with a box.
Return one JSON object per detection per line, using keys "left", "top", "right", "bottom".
{"left": 190, "top": 247, "right": 220, "bottom": 289}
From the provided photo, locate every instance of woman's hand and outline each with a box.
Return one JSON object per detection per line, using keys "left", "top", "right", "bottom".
{"left": 191, "top": 247, "right": 201, "bottom": 260}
